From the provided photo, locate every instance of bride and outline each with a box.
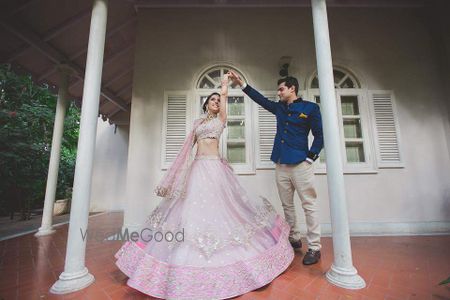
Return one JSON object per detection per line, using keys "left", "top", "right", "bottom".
{"left": 115, "top": 72, "right": 294, "bottom": 299}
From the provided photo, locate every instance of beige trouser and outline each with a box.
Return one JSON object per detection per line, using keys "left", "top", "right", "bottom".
{"left": 275, "top": 161, "right": 321, "bottom": 251}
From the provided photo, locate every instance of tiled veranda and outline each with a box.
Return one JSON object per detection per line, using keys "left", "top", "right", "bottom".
{"left": 0, "top": 212, "right": 448, "bottom": 300}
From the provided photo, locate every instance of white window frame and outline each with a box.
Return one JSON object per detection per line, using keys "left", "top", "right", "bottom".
{"left": 194, "top": 89, "right": 255, "bottom": 175}
{"left": 307, "top": 88, "right": 377, "bottom": 174}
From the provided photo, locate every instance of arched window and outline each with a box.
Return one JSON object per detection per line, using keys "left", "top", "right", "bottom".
{"left": 196, "top": 66, "right": 243, "bottom": 89}
{"left": 308, "top": 67, "right": 373, "bottom": 172}
{"left": 310, "top": 69, "right": 361, "bottom": 89}
{"left": 195, "top": 66, "right": 254, "bottom": 174}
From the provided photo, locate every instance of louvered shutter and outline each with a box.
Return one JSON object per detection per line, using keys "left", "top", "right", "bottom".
{"left": 256, "top": 93, "right": 277, "bottom": 169}
{"left": 369, "top": 91, "right": 403, "bottom": 168}
{"left": 161, "top": 93, "right": 188, "bottom": 169}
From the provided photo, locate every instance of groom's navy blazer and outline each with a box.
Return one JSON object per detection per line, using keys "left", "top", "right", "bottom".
{"left": 243, "top": 85, "right": 324, "bottom": 165}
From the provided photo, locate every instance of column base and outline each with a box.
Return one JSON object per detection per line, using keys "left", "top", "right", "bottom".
{"left": 326, "top": 263, "right": 366, "bottom": 290}
{"left": 50, "top": 267, "right": 95, "bottom": 294}
{"left": 35, "top": 226, "right": 56, "bottom": 237}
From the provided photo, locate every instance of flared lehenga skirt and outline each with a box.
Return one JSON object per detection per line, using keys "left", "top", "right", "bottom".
{"left": 115, "top": 155, "right": 294, "bottom": 300}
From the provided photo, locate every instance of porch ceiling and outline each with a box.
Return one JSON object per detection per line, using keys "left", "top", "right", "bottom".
{"left": 131, "top": 0, "right": 426, "bottom": 8}
{"left": 0, "top": 0, "right": 136, "bottom": 126}
{"left": 0, "top": 0, "right": 426, "bottom": 126}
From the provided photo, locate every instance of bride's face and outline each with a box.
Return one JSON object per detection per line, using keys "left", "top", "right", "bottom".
{"left": 207, "top": 95, "right": 220, "bottom": 114}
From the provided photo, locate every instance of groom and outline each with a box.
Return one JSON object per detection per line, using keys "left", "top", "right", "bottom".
{"left": 229, "top": 71, "right": 324, "bottom": 265}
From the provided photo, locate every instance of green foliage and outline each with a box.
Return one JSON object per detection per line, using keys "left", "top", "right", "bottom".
{"left": 0, "top": 64, "right": 80, "bottom": 219}
{"left": 439, "top": 276, "right": 450, "bottom": 285}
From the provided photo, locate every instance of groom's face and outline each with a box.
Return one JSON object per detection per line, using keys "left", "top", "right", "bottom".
{"left": 277, "top": 82, "right": 295, "bottom": 102}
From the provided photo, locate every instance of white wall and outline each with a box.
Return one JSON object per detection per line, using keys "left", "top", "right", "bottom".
{"left": 123, "top": 7, "right": 450, "bottom": 234}
{"left": 89, "top": 118, "right": 129, "bottom": 212}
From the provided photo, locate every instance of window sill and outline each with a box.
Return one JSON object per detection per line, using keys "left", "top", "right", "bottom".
{"left": 314, "top": 169, "right": 379, "bottom": 175}
{"left": 256, "top": 165, "right": 380, "bottom": 174}
{"left": 230, "top": 163, "right": 256, "bottom": 175}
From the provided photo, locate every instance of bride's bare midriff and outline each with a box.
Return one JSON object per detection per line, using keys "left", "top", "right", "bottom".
{"left": 196, "top": 138, "right": 220, "bottom": 156}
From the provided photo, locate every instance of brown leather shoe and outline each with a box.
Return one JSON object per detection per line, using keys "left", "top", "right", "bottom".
{"left": 302, "top": 249, "right": 321, "bottom": 265}
{"left": 289, "top": 239, "right": 302, "bottom": 250}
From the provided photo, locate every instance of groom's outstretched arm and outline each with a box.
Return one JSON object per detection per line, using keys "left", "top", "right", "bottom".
{"left": 228, "top": 70, "right": 277, "bottom": 115}
{"left": 242, "top": 85, "right": 277, "bottom": 115}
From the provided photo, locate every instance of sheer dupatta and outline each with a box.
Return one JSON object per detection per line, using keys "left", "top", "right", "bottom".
{"left": 154, "top": 118, "right": 203, "bottom": 201}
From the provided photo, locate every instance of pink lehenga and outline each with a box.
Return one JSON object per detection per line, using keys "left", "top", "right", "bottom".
{"left": 115, "top": 116, "right": 294, "bottom": 300}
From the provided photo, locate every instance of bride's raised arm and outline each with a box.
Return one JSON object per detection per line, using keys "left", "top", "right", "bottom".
{"left": 218, "top": 72, "right": 229, "bottom": 124}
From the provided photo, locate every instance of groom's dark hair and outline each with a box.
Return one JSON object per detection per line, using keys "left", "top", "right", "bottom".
{"left": 277, "top": 76, "right": 299, "bottom": 95}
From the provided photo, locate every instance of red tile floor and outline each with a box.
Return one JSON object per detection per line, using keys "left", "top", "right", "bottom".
{"left": 0, "top": 212, "right": 449, "bottom": 300}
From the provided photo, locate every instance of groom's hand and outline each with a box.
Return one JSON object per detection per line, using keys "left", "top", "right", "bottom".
{"left": 229, "top": 70, "right": 244, "bottom": 87}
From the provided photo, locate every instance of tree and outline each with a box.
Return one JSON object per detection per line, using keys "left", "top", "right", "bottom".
{"left": 0, "top": 64, "right": 80, "bottom": 220}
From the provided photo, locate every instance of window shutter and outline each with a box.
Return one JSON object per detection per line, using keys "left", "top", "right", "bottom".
{"left": 162, "top": 93, "right": 188, "bottom": 169}
{"left": 369, "top": 91, "right": 403, "bottom": 168}
{"left": 256, "top": 93, "right": 277, "bottom": 169}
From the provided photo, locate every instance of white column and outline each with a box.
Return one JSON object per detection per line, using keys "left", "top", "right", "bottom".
{"left": 35, "top": 66, "right": 70, "bottom": 237}
{"left": 51, "top": 0, "right": 108, "bottom": 294}
{"left": 311, "top": 0, "right": 365, "bottom": 289}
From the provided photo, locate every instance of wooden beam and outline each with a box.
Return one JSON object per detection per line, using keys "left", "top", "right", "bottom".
{"left": 6, "top": 9, "right": 91, "bottom": 63}
{"left": 99, "top": 68, "right": 133, "bottom": 110}
{"left": 0, "top": 17, "right": 129, "bottom": 112}
{"left": 5, "top": 44, "right": 30, "bottom": 62}
{"left": 69, "top": 17, "right": 136, "bottom": 61}
{"left": 38, "top": 66, "right": 57, "bottom": 82}
{"left": 47, "top": 19, "right": 137, "bottom": 84}
{"left": 104, "top": 67, "right": 133, "bottom": 88}
{"left": 67, "top": 44, "right": 134, "bottom": 89}
{"left": 132, "top": 0, "right": 425, "bottom": 8}
{"left": 44, "top": 9, "right": 91, "bottom": 41}
{"left": 9, "top": 0, "right": 40, "bottom": 15}
{"left": 104, "top": 44, "right": 135, "bottom": 67}
{"left": 33, "top": 17, "right": 135, "bottom": 83}
{"left": 116, "top": 83, "right": 132, "bottom": 97}
{"left": 1, "top": 19, "right": 68, "bottom": 64}
{"left": 109, "top": 102, "right": 131, "bottom": 118}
